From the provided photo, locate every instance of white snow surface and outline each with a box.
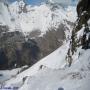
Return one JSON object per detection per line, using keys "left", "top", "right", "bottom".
{"left": 0, "top": 2, "right": 12, "bottom": 26}
{"left": 2, "top": 42, "right": 90, "bottom": 90}
{"left": 0, "top": 1, "right": 77, "bottom": 35}
{"left": 0, "top": 65, "right": 28, "bottom": 83}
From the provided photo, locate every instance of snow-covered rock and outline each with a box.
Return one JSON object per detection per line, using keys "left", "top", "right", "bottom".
{"left": 0, "top": 1, "right": 77, "bottom": 35}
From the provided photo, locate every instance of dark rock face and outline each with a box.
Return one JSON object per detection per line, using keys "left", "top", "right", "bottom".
{"left": 28, "top": 24, "right": 66, "bottom": 58}
{"left": 71, "top": 0, "right": 90, "bottom": 51}
{"left": 0, "top": 25, "right": 40, "bottom": 69}
{"left": 0, "top": 22, "right": 66, "bottom": 70}
{"left": 0, "top": 24, "right": 71, "bottom": 70}
{"left": 81, "top": 26, "right": 90, "bottom": 49}
{"left": 0, "top": 48, "right": 8, "bottom": 69}
{"left": 76, "top": 0, "right": 90, "bottom": 49}
{"left": 66, "top": 0, "right": 90, "bottom": 67}
{"left": 76, "top": 0, "right": 90, "bottom": 30}
{"left": 77, "top": 0, "right": 90, "bottom": 17}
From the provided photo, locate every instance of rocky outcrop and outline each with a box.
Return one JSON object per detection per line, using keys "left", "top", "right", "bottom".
{"left": 28, "top": 24, "right": 66, "bottom": 58}
{"left": 76, "top": 0, "right": 90, "bottom": 49}
{"left": 66, "top": 0, "right": 90, "bottom": 67}
{"left": 76, "top": 0, "right": 90, "bottom": 30}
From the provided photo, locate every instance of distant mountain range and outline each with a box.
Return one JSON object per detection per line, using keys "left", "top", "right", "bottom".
{"left": 3, "top": 0, "right": 79, "bottom": 6}
{"left": 48, "top": 0, "right": 79, "bottom": 6}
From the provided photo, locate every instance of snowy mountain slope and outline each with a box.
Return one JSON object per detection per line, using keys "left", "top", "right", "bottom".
{"left": 3, "top": 19, "right": 90, "bottom": 88}
{"left": 0, "top": 0, "right": 76, "bottom": 70}
{"left": 1, "top": 2, "right": 90, "bottom": 89}
{"left": 4, "top": 42, "right": 69, "bottom": 85}
{"left": 48, "top": 0, "right": 79, "bottom": 6}
{"left": 0, "top": 1, "right": 77, "bottom": 35}
{"left": 0, "top": 0, "right": 77, "bottom": 70}
{"left": 0, "top": 65, "right": 28, "bottom": 83}
{"left": 1, "top": 0, "right": 90, "bottom": 90}
{"left": 19, "top": 48, "right": 90, "bottom": 90}
{"left": 3, "top": 42, "right": 90, "bottom": 90}
{"left": 0, "top": 2, "right": 11, "bottom": 25}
